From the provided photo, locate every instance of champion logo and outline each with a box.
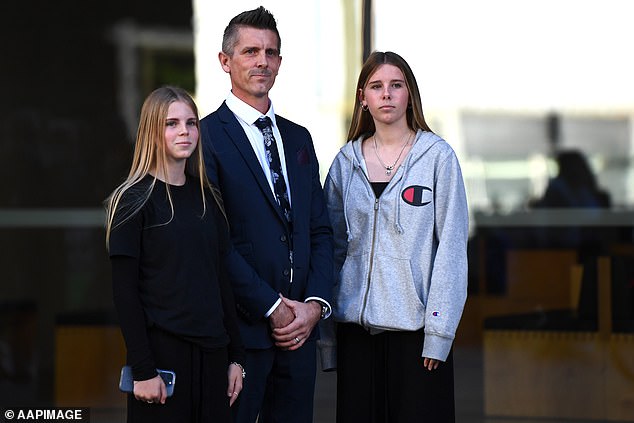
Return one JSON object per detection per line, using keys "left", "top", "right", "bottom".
{"left": 432, "top": 311, "right": 440, "bottom": 317}
{"left": 401, "top": 185, "right": 432, "bottom": 206}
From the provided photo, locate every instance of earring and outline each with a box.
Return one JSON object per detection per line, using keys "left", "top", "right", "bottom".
{"left": 361, "top": 103, "right": 369, "bottom": 112}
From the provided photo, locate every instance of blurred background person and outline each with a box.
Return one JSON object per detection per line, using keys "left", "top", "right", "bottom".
{"left": 532, "top": 149, "right": 611, "bottom": 208}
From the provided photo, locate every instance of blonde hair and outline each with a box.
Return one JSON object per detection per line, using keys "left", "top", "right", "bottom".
{"left": 105, "top": 86, "right": 223, "bottom": 250}
{"left": 347, "top": 51, "right": 432, "bottom": 142}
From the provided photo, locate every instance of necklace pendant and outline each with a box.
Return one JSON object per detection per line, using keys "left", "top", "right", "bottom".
{"left": 386, "top": 169, "right": 392, "bottom": 176}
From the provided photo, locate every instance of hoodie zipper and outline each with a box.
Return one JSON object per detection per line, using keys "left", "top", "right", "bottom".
{"left": 359, "top": 196, "right": 380, "bottom": 327}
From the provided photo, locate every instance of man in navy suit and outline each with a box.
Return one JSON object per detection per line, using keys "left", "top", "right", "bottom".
{"left": 200, "top": 6, "right": 333, "bottom": 423}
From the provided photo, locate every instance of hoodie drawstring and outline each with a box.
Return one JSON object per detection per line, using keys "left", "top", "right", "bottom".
{"left": 343, "top": 157, "right": 355, "bottom": 242}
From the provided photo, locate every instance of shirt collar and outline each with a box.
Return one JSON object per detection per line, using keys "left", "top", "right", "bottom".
{"left": 226, "top": 92, "right": 277, "bottom": 127}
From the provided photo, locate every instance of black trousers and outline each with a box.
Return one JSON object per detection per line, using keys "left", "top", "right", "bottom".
{"left": 127, "top": 327, "right": 232, "bottom": 423}
{"left": 336, "top": 323, "right": 455, "bottom": 423}
{"left": 233, "top": 340, "right": 317, "bottom": 423}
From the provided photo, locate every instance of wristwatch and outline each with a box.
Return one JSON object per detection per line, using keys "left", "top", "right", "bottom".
{"left": 320, "top": 304, "right": 329, "bottom": 319}
{"left": 309, "top": 300, "right": 329, "bottom": 319}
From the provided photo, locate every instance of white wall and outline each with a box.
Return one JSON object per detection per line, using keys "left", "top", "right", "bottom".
{"left": 373, "top": 0, "right": 634, "bottom": 112}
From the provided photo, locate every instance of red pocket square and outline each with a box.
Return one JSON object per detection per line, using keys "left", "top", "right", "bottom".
{"left": 296, "top": 146, "right": 309, "bottom": 165}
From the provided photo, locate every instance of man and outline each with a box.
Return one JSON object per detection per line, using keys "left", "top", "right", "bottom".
{"left": 200, "top": 6, "right": 333, "bottom": 423}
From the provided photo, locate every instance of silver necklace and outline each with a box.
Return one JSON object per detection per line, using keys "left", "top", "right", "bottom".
{"left": 373, "top": 132, "right": 412, "bottom": 176}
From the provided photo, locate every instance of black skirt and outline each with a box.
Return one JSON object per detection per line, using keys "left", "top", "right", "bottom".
{"left": 336, "top": 323, "right": 455, "bottom": 423}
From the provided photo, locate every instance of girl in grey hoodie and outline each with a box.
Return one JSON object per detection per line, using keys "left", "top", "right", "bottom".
{"left": 321, "top": 52, "right": 468, "bottom": 423}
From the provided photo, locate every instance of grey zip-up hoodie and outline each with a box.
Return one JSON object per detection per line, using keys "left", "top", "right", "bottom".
{"left": 319, "top": 130, "right": 468, "bottom": 370}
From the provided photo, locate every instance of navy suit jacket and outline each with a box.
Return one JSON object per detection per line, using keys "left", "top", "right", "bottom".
{"left": 200, "top": 102, "right": 333, "bottom": 349}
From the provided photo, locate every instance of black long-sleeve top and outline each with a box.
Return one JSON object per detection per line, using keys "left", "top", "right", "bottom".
{"left": 109, "top": 175, "right": 244, "bottom": 380}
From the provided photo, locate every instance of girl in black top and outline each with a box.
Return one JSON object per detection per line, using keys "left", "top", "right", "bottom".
{"left": 105, "top": 86, "right": 245, "bottom": 422}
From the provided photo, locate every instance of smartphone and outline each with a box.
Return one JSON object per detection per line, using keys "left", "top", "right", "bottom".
{"left": 119, "top": 366, "right": 176, "bottom": 397}
{"left": 157, "top": 369, "right": 176, "bottom": 397}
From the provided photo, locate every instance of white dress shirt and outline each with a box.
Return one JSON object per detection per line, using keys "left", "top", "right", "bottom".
{"left": 225, "top": 92, "right": 291, "bottom": 207}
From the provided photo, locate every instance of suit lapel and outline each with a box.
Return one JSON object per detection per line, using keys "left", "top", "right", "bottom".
{"left": 218, "top": 103, "right": 288, "bottom": 223}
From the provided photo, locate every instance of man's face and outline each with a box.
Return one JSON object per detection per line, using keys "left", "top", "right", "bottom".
{"left": 219, "top": 27, "right": 282, "bottom": 108}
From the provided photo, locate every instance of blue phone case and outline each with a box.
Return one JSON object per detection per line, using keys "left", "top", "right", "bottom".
{"left": 119, "top": 366, "right": 176, "bottom": 397}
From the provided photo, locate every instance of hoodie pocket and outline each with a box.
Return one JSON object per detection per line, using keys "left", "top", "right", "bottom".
{"left": 364, "top": 256, "right": 425, "bottom": 331}
{"left": 334, "top": 253, "right": 369, "bottom": 322}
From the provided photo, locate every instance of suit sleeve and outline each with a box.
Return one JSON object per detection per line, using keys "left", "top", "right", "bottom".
{"left": 303, "top": 133, "right": 334, "bottom": 304}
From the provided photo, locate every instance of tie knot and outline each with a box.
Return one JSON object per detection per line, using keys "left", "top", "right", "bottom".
{"left": 254, "top": 116, "right": 272, "bottom": 131}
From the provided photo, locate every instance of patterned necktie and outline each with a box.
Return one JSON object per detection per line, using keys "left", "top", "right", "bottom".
{"left": 254, "top": 116, "right": 292, "bottom": 223}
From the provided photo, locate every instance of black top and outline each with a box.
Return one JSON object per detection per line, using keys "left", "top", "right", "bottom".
{"left": 109, "top": 175, "right": 244, "bottom": 380}
{"left": 371, "top": 181, "right": 389, "bottom": 198}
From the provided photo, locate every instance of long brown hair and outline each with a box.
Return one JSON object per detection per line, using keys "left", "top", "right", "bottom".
{"left": 105, "top": 86, "right": 223, "bottom": 250}
{"left": 347, "top": 51, "right": 432, "bottom": 142}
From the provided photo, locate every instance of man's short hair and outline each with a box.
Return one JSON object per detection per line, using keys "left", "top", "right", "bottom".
{"left": 222, "top": 6, "right": 281, "bottom": 56}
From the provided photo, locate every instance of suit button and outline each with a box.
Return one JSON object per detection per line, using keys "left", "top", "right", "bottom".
{"left": 283, "top": 269, "right": 290, "bottom": 276}
{"left": 280, "top": 235, "right": 287, "bottom": 242}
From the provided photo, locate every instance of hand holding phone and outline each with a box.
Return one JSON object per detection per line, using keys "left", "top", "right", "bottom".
{"left": 119, "top": 366, "right": 176, "bottom": 397}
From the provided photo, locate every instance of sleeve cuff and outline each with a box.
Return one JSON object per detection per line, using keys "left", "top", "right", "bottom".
{"left": 421, "top": 333, "right": 454, "bottom": 362}
{"left": 264, "top": 298, "right": 282, "bottom": 318}
{"left": 304, "top": 297, "right": 332, "bottom": 319}
{"left": 131, "top": 359, "right": 158, "bottom": 381}
{"left": 318, "top": 344, "right": 337, "bottom": 372}
{"left": 316, "top": 319, "right": 337, "bottom": 371}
